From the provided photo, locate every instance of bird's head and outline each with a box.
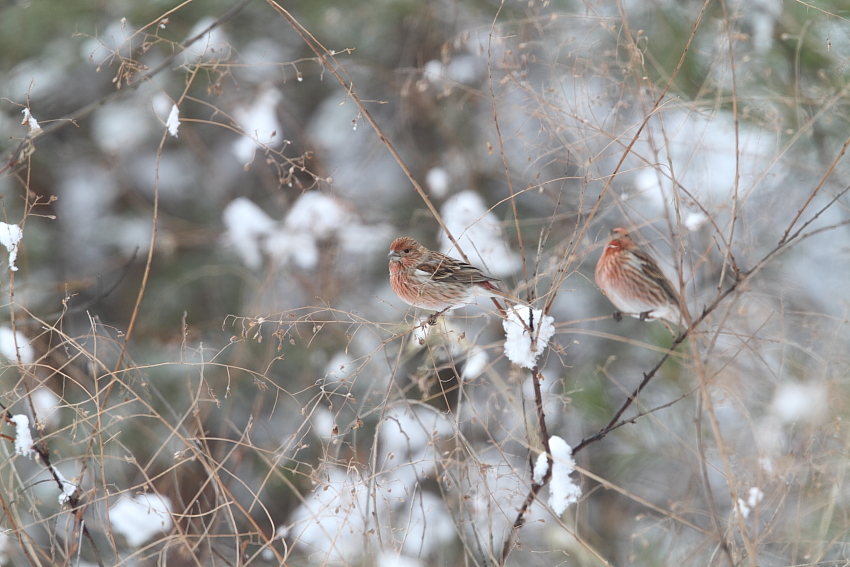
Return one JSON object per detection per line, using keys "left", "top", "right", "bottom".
{"left": 606, "top": 227, "right": 635, "bottom": 251}
{"left": 388, "top": 237, "right": 423, "bottom": 265}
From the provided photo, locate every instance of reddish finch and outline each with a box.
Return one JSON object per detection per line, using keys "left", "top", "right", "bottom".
{"left": 388, "top": 237, "right": 517, "bottom": 321}
{"left": 595, "top": 228, "right": 683, "bottom": 324}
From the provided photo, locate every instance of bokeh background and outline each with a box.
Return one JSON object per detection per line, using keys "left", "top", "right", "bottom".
{"left": 1, "top": 0, "right": 850, "bottom": 565}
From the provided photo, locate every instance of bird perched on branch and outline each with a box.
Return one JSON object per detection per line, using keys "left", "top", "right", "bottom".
{"left": 388, "top": 237, "right": 518, "bottom": 324}
{"left": 595, "top": 228, "right": 683, "bottom": 324}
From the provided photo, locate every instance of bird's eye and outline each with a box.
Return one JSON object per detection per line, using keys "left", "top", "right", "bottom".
{"left": 403, "top": 248, "right": 410, "bottom": 253}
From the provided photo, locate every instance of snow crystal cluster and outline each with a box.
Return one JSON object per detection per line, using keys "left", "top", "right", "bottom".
{"left": 544, "top": 436, "right": 581, "bottom": 516}
{"left": 52, "top": 466, "right": 80, "bottom": 504}
{"left": 165, "top": 104, "right": 180, "bottom": 137}
{"left": 222, "top": 193, "right": 388, "bottom": 271}
{"left": 737, "top": 487, "right": 764, "bottom": 519}
{"left": 502, "top": 306, "right": 555, "bottom": 369}
{"left": 0, "top": 223, "right": 23, "bottom": 272}
{"left": 11, "top": 414, "right": 34, "bottom": 459}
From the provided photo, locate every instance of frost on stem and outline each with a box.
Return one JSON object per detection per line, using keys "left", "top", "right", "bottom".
{"left": 737, "top": 487, "right": 764, "bottom": 519}
{"left": 166, "top": 104, "right": 180, "bottom": 137}
{"left": 0, "top": 222, "right": 23, "bottom": 272}
{"left": 11, "top": 414, "right": 35, "bottom": 459}
{"left": 21, "top": 108, "right": 42, "bottom": 136}
{"left": 502, "top": 306, "right": 555, "bottom": 369}
{"left": 547, "top": 436, "right": 581, "bottom": 516}
{"left": 52, "top": 466, "right": 80, "bottom": 504}
{"left": 533, "top": 451, "right": 549, "bottom": 484}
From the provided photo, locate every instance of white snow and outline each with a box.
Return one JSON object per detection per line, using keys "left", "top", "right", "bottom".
{"left": 737, "top": 486, "right": 764, "bottom": 519}
{"left": 0, "top": 222, "right": 23, "bottom": 272}
{"left": 533, "top": 451, "right": 549, "bottom": 484}
{"left": 31, "top": 388, "right": 61, "bottom": 428}
{"left": 110, "top": 493, "right": 173, "bottom": 547}
{"left": 377, "top": 551, "right": 423, "bottom": 567}
{"left": 771, "top": 381, "right": 828, "bottom": 423}
{"left": 21, "top": 108, "right": 42, "bottom": 136}
{"left": 92, "top": 101, "right": 152, "bottom": 154}
{"left": 438, "top": 190, "right": 519, "bottom": 276}
{"left": 426, "top": 167, "right": 450, "bottom": 198}
{"left": 461, "top": 346, "right": 489, "bottom": 380}
{"left": 0, "top": 326, "right": 33, "bottom": 364}
{"left": 323, "top": 352, "right": 353, "bottom": 383}
{"left": 283, "top": 192, "right": 349, "bottom": 240}
{"left": 231, "top": 86, "right": 282, "bottom": 162}
{"left": 224, "top": 194, "right": 389, "bottom": 271}
{"left": 165, "top": 104, "right": 180, "bottom": 137}
{"left": 184, "top": 16, "right": 230, "bottom": 60}
{"left": 11, "top": 414, "right": 34, "bottom": 458}
{"left": 52, "top": 466, "right": 79, "bottom": 504}
{"left": 0, "top": 530, "right": 8, "bottom": 564}
{"left": 222, "top": 198, "right": 277, "bottom": 269}
{"left": 684, "top": 211, "right": 708, "bottom": 231}
{"left": 547, "top": 436, "right": 581, "bottom": 516}
{"left": 502, "top": 306, "right": 555, "bottom": 369}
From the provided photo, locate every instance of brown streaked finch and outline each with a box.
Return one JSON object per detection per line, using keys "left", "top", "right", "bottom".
{"left": 388, "top": 237, "right": 518, "bottom": 323}
{"left": 595, "top": 228, "right": 683, "bottom": 324}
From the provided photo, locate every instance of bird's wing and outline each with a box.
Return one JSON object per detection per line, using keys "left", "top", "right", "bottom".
{"left": 417, "top": 252, "right": 502, "bottom": 285}
{"left": 635, "top": 250, "right": 680, "bottom": 302}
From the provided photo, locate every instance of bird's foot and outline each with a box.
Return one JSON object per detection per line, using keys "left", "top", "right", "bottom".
{"left": 427, "top": 308, "right": 450, "bottom": 326}
{"left": 613, "top": 311, "right": 623, "bottom": 322}
{"left": 639, "top": 311, "right": 653, "bottom": 321}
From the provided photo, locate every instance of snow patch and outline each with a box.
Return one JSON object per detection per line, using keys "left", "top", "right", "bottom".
{"left": 165, "top": 104, "right": 180, "bottom": 137}
{"left": 426, "top": 167, "right": 450, "bottom": 199}
{"left": 547, "top": 436, "right": 581, "bottom": 515}
{"left": 231, "top": 86, "right": 282, "bottom": 163}
{"left": 533, "top": 451, "right": 549, "bottom": 484}
{"left": 21, "top": 108, "right": 42, "bottom": 136}
{"left": 438, "top": 190, "right": 519, "bottom": 276}
{"left": 110, "top": 493, "right": 173, "bottom": 547}
{"left": 737, "top": 487, "right": 764, "bottom": 519}
{"left": 11, "top": 415, "right": 35, "bottom": 458}
{"left": 502, "top": 306, "right": 555, "bottom": 369}
{"left": 771, "top": 381, "right": 828, "bottom": 423}
{"left": 0, "top": 326, "right": 33, "bottom": 364}
{"left": 0, "top": 223, "right": 23, "bottom": 272}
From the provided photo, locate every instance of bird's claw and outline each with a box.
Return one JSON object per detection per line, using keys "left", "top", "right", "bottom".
{"left": 427, "top": 307, "right": 450, "bottom": 326}
{"left": 613, "top": 311, "right": 623, "bottom": 322}
{"left": 639, "top": 311, "right": 652, "bottom": 321}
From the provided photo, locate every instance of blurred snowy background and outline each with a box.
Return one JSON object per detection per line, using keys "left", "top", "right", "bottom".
{"left": 1, "top": 0, "right": 850, "bottom": 565}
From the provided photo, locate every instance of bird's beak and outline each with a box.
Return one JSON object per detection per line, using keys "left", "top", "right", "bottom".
{"left": 388, "top": 250, "right": 400, "bottom": 262}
